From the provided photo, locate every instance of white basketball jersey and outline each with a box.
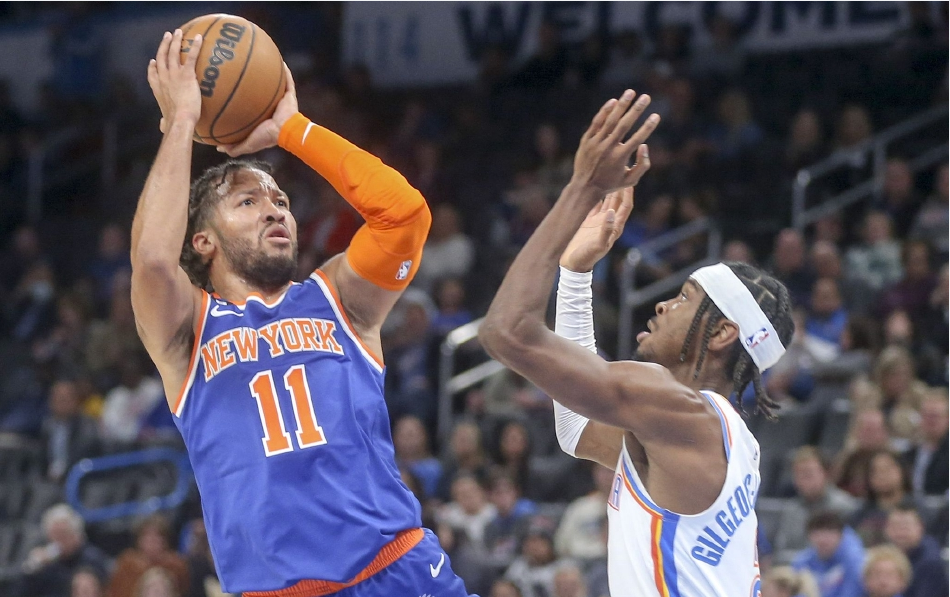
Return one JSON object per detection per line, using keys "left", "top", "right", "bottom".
{"left": 606, "top": 391, "right": 763, "bottom": 597}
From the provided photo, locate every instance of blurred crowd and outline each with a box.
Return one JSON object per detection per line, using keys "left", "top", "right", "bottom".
{"left": 0, "top": 3, "right": 947, "bottom": 597}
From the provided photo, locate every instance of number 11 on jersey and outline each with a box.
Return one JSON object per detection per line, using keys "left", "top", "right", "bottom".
{"left": 250, "top": 365, "right": 327, "bottom": 457}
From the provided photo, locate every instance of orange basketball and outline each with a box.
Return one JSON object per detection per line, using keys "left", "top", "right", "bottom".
{"left": 178, "top": 14, "right": 285, "bottom": 146}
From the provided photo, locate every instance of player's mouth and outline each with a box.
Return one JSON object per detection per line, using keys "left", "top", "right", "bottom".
{"left": 264, "top": 226, "right": 291, "bottom": 245}
{"left": 637, "top": 318, "right": 657, "bottom": 343}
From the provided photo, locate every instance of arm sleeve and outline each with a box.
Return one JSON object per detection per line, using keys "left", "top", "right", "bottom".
{"left": 278, "top": 113, "right": 431, "bottom": 290}
{"left": 552, "top": 267, "right": 595, "bottom": 457}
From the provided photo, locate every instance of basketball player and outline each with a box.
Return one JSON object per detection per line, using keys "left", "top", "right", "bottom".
{"left": 133, "top": 30, "right": 473, "bottom": 596}
{"left": 479, "top": 90, "right": 794, "bottom": 596}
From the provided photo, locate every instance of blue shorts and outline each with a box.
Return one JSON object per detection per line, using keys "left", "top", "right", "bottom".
{"left": 331, "top": 529, "right": 477, "bottom": 597}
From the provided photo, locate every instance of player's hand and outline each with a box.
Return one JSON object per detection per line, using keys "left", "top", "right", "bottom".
{"left": 147, "top": 29, "right": 203, "bottom": 132}
{"left": 560, "top": 186, "right": 634, "bottom": 272}
{"left": 572, "top": 89, "right": 658, "bottom": 195}
{"left": 217, "top": 64, "right": 298, "bottom": 157}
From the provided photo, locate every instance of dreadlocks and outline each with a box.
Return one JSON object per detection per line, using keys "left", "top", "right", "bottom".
{"left": 678, "top": 261, "right": 794, "bottom": 419}
{"left": 179, "top": 159, "right": 274, "bottom": 291}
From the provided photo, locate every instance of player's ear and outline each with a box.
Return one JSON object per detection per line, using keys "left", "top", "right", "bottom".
{"left": 193, "top": 229, "right": 216, "bottom": 261}
{"left": 708, "top": 320, "right": 740, "bottom": 353}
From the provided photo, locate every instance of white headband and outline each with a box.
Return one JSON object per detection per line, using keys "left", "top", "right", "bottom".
{"left": 690, "top": 263, "right": 785, "bottom": 372}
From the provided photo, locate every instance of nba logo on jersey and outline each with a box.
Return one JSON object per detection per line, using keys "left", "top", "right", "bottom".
{"left": 396, "top": 260, "right": 412, "bottom": 280}
{"left": 608, "top": 473, "right": 623, "bottom": 510}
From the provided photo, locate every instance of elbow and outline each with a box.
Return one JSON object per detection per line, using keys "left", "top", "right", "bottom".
{"left": 478, "top": 314, "right": 535, "bottom": 365}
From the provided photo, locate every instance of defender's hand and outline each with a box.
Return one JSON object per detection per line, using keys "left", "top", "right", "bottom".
{"left": 560, "top": 187, "right": 634, "bottom": 272}
{"left": 147, "top": 29, "right": 203, "bottom": 132}
{"left": 572, "top": 89, "right": 658, "bottom": 196}
{"left": 217, "top": 64, "right": 298, "bottom": 157}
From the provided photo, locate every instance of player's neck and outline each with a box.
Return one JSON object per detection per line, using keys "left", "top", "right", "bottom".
{"left": 669, "top": 360, "right": 733, "bottom": 398}
{"left": 211, "top": 273, "right": 293, "bottom": 304}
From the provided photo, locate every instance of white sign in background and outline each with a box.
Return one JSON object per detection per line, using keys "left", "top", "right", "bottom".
{"left": 342, "top": 1, "right": 920, "bottom": 87}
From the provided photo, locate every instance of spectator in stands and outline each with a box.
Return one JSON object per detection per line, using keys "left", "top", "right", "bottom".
{"left": 775, "top": 447, "right": 860, "bottom": 556}
{"left": 876, "top": 158, "right": 922, "bottom": 239}
{"left": 850, "top": 450, "right": 915, "bottom": 547}
{"left": 914, "top": 263, "right": 948, "bottom": 385}
{"left": 532, "top": 123, "right": 573, "bottom": 199}
{"left": 873, "top": 346, "right": 927, "bottom": 441}
{"left": 108, "top": 514, "right": 188, "bottom": 597}
{"left": 834, "top": 104, "right": 873, "bottom": 152}
{"left": 393, "top": 414, "right": 442, "bottom": 499}
{"left": 722, "top": 239, "right": 756, "bottom": 265}
{"left": 414, "top": 204, "right": 475, "bottom": 293}
{"left": 765, "top": 308, "right": 836, "bottom": 403}
{"left": 861, "top": 546, "right": 912, "bottom": 597}
{"left": 845, "top": 211, "right": 903, "bottom": 295}
{"left": 438, "top": 473, "right": 496, "bottom": 553}
{"left": 382, "top": 288, "right": 437, "bottom": 425}
{"left": 504, "top": 517, "right": 563, "bottom": 597}
{"left": 132, "top": 567, "right": 179, "bottom": 597}
{"left": 493, "top": 419, "right": 535, "bottom": 496}
{"left": 878, "top": 241, "right": 936, "bottom": 319}
{"left": 762, "top": 566, "right": 820, "bottom": 597}
{"left": 490, "top": 579, "right": 523, "bottom": 597}
{"left": 33, "top": 290, "right": 94, "bottom": 371}
{"left": 768, "top": 229, "right": 814, "bottom": 307}
{"left": 72, "top": 567, "right": 105, "bottom": 597}
{"left": 85, "top": 269, "right": 142, "bottom": 388}
{"left": 806, "top": 278, "right": 848, "bottom": 348}
{"left": 617, "top": 194, "right": 675, "bottom": 281}
{"left": 600, "top": 30, "right": 649, "bottom": 90}
{"left": 99, "top": 351, "right": 165, "bottom": 446}
{"left": 437, "top": 419, "right": 490, "bottom": 501}
{"left": 509, "top": 19, "right": 568, "bottom": 90}
{"left": 87, "top": 223, "right": 131, "bottom": 316}
{"left": 884, "top": 504, "right": 949, "bottom": 597}
{"left": 810, "top": 240, "right": 875, "bottom": 316}
{"left": 904, "top": 390, "right": 949, "bottom": 497}
{"left": 837, "top": 406, "right": 890, "bottom": 498}
{"left": 15, "top": 503, "right": 112, "bottom": 597}
{"left": 707, "top": 88, "right": 764, "bottom": 160}
{"left": 41, "top": 378, "right": 100, "bottom": 481}
{"left": 785, "top": 109, "right": 827, "bottom": 174}
{"left": 483, "top": 468, "right": 536, "bottom": 572}
{"left": 0, "top": 225, "right": 44, "bottom": 305}
{"left": 909, "top": 163, "right": 948, "bottom": 256}
{"left": 5, "top": 259, "right": 58, "bottom": 342}
{"left": 180, "top": 520, "right": 221, "bottom": 597}
{"left": 554, "top": 463, "right": 612, "bottom": 565}
{"left": 583, "top": 518, "right": 609, "bottom": 597}
{"left": 811, "top": 316, "right": 880, "bottom": 383}
{"left": 793, "top": 511, "right": 865, "bottom": 597}
{"left": 552, "top": 562, "right": 588, "bottom": 597}
{"left": 431, "top": 277, "right": 474, "bottom": 338}
{"left": 881, "top": 308, "right": 945, "bottom": 390}
{"left": 690, "top": 15, "right": 745, "bottom": 84}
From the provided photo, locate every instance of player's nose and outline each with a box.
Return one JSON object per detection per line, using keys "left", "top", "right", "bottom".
{"left": 655, "top": 300, "right": 668, "bottom": 316}
{"left": 261, "top": 199, "right": 286, "bottom": 222}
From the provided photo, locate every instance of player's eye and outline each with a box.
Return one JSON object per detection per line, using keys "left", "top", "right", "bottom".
{"left": 241, "top": 198, "right": 253, "bottom": 206}
{"left": 277, "top": 199, "right": 288, "bottom": 207}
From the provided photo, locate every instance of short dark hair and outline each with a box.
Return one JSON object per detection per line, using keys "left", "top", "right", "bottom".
{"left": 807, "top": 511, "right": 844, "bottom": 533}
{"left": 180, "top": 159, "right": 274, "bottom": 291}
{"left": 679, "top": 261, "right": 795, "bottom": 419}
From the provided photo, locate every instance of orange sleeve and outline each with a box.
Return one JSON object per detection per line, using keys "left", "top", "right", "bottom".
{"left": 278, "top": 113, "right": 431, "bottom": 290}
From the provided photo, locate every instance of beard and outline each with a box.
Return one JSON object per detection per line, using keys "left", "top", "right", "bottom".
{"left": 218, "top": 233, "right": 298, "bottom": 292}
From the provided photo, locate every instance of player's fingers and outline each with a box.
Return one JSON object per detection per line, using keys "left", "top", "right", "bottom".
{"left": 283, "top": 63, "right": 296, "bottom": 95}
{"left": 622, "top": 144, "right": 651, "bottom": 186}
{"left": 600, "top": 89, "right": 636, "bottom": 139}
{"left": 622, "top": 113, "right": 661, "bottom": 153}
{"left": 586, "top": 201, "right": 602, "bottom": 219}
{"left": 182, "top": 34, "right": 202, "bottom": 71}
{"left": 615, "top": 186, "right": 635, "bottom": 224}
{"left": 604, "top": 189, "right": 623, "bottom": 213}
{"left": 155, "top": 31, "right": 171, "bottom": 76}
{"left": 167, "top": 29, "right": 183, "bottom": 72}
{"left": 610, "top": 94, "right": 651, "bottom": 143}
{"left": 584, "top": 98, "right": 616, "bottom": 140}
{"left": 147, "top": 59, "right": 159, "bottom": 91}
{"left": 599, "top": 209, "right": 617, "bottom": 244}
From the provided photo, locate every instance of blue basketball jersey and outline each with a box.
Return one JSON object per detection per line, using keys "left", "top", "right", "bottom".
{"left": 172, "top": 271, "right": 421, "bottom": 593}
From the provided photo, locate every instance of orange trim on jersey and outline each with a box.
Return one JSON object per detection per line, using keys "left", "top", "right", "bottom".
{"left": 245, "top": 528, "right": 424, "bottom": 597}
{"left": 312, "top": 269, "right": 385, "bottom": 368}
{"left": 172, "top": 291, "right": 210, "bottom": 416}
{"left": 622, "top": 463, "right": 672, "bottom": 597}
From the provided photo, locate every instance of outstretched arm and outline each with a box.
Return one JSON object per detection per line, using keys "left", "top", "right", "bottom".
{"left": 132, "top": 29, "right": 205, "bottom": 404}
{"left": 219, "top": 71, "right": 430, "bottom": 347}
{"left": 479, "top": 91, "right": 709, "bottom": 443}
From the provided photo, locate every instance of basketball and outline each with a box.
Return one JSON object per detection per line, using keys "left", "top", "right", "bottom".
{"left": 178, "top": 14, "right": 285, "bottom": 146}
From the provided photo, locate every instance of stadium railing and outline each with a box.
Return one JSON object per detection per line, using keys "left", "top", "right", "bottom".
{"left": 792, "top": 105, "right": 949, "bottom": 231}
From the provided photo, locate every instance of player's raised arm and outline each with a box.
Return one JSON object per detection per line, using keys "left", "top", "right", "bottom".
{"left": 479, "top": 91, "right": 710, "bottom": 444}
{"left": 219, "top": 67, "right": 431, "bottom": 350}
{"left": 131, "top": 30, "right": 205, "bottom": 392}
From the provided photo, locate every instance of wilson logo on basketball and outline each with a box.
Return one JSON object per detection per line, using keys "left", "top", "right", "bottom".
{"left": 199, "top": 23, "right": 247, "bottom": 97}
